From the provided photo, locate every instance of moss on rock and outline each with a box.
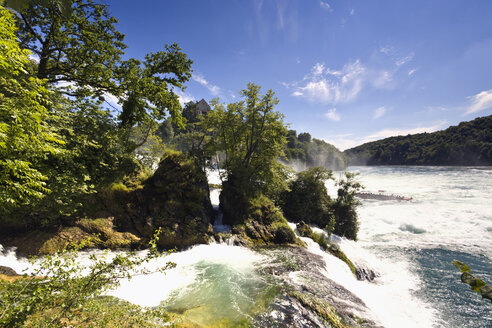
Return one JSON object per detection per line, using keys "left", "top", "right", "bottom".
{"left": 231, "top": 195, "right": 297, "bottom": 246}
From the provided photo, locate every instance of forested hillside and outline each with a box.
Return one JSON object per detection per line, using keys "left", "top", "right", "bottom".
{"left": 344, "top": 115, "right": 492, "bottom": 165}
{"left": 283, "top": 130, "right": 348, "bottom": 170}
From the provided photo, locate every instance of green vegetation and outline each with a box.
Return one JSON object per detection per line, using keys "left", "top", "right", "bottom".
{"left": 289, "top": 291, "right": 349, "bottom": 328}
{"left": 281, "top": 168, "right": 362, "bottom": 241}
{"left": 202, "top": 83, "right": 290, "bottom": 225}
{"left": 295, "top": 222, "right": 356, "bottom": 276}
{"left": 0, "top": 1, "right": 192, "bottom": 230}
{"left": 284, "top": 130, "right": 348, "bottom": 170}
{"left": 281, "top": 167, "right": 334, "bottom": 228}
{"left": 452, "top": 260, "right": 492, "bottom": 303}
{"left": 0, "top": 230, "right": 175, "bottom": 327}
{"left": 345, "top": 115, "right": 492, "bottom": 165}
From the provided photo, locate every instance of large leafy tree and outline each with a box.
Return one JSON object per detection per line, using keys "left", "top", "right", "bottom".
{"left": 14, "top": 0, "right": 193, "bottom": 130}
{"left": 0, "top": 5, "right": 63, "bottom": 211}
{"left": 203, "top": 83, "right": 289, "bottom": 223}
{"left": 15, "top": 0, "right": 125, "bottom": 97}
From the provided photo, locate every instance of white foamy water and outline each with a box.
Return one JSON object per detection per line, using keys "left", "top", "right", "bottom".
{"left": 288, "top": 222, "right": 437, "bottom": 328}
{"left": 1, "top": 166, "right": 490, "bottom": 327}
{"left": 349, "top": 166, "right": 492, "bottom": 257}
{"left": 340, "top": 166, "right": 492, "bottom": 327}
{"left": 107, "top": 243, "right": 265, "bottom": 307}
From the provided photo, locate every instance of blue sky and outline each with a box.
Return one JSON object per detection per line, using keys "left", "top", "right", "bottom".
{"left": 109, "top": 0, "right": 492, "bottom": 150}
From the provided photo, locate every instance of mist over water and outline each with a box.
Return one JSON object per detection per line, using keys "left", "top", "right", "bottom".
{"left": 347, "top": 166, "right": 492, "bottom": 327}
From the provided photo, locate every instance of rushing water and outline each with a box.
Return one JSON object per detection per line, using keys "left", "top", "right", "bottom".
{"left": 1, "top": 166, "right": 491, "bottom": 327}
{"left": 345, "top": 166, "right": 492, "bottom": 328}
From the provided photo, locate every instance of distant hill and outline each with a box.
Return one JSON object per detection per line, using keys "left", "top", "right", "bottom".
{"left": 344, "top": 115, "right": 492, "bottom": 166}
{"left": 283, "top": 130, "right": 348, "bottom": 170}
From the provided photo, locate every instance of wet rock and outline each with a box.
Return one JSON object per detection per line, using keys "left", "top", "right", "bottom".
{"left": 355, "top": 264, "right": 379, "bottom": 282}
{"left": 254, "top": 246, "right": 382, "bottom": 328}
{"left": 0, "top": 266, "right": 19, "bottom": 276}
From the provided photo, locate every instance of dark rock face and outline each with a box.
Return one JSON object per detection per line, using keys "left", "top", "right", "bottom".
{"left": 355, "top": 264, "right": 379, "bottom": 282}
{"left": 109, "top": 151, "right": 214, "bottom": 250}
{"left": 0, "top": 266, "right": 19, "bottom": 276}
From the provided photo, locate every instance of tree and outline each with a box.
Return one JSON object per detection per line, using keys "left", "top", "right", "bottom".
{"left": 0, "top": 5, "right": 63, "bottom": 212}
{"left": 15, "top": 0, "right": 125, "bottom": 97}
{"left": 298, "top": 132, "right": 311, "bottom": 143}
{"left": 14, "top": 0, "right": 193, "bottom": 130}
{"left": 203, "top": 83, "right": 289, "bottom": 223}
{"left": 280, "top": 167, "right": 334, "bottom": 228}
{"left": 332, "top": 172, "right": 363, "bottom": 240}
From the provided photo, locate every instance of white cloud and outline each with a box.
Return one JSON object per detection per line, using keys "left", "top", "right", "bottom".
{"left": 175, "top": 90, "right": 195, "bottom": 105}
{"left": 408, "top": 69, "right": 417, "bottom": 76}
{"left": 324, "top": 108, "right": 341, "bottom": 121}
{"left": 312, "top": 63, "right": 325, "bottom": 75}
{"left": 373, "top": 106, "right": 387, "bottom": 119}
{"left": 465, "top": 89, "right": 492, "bottom": 115}
{"left": 379, "top": 46, "right": 394, "bottom": 55}
{"left": 289, "top": 60, "right": 392, "bottom": 104}
{"left": 350, "top": 9, "right": 355, "bottom": 15}
{"left": 28, "top": 53, "right": 40, "bottom": 63}
{"left": 296, "top": 57, "right": 301, "bottom": 64}
{"left": 395, "top": 52, "right": 415, "bottom": 66}
{"left": 319, "top": 1, "right": 333, "bottom": 11}
{"left": 192, "top": 74, "right": 221, "bottom": 96}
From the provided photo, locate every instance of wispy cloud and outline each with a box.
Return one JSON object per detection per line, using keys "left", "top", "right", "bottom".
{"left": 175, "top": 89, "right": 195, "bottom": 105}
{"left": 363, "top": 122, "right": 447, "bottom": 142}
{"left": 319, "top": 1, "right": 333, "bottom": 12}
{"left": 324, "top": 122, "right": 447, "bottom": 150}
{"left": 286, "top": 60, "right": 392, "bottom": 104}
{"left": 373, "top": 106, "right": 387, "bottom": 119}
{"left": 350, "top": 9, "right": 355, "bottom": 15}
{"left": 325, "top": 108, "right": 341, "bottom": 121}
{"left": 193, "top": 74, "right": 221, "bottom": 96}
{"left": 408, "top": 69, "right": 417, "bottom": 76}
{"left": 465, "top": 89, "right": 492, "bottom": 115}
{"left": 395, "top": 52, "right": 415, "bottom": 66}
{"left": 379, "top": 45, "right": 394, "bottom": 55}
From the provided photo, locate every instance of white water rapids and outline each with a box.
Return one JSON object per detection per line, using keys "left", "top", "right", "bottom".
{"left": 1, "top": 166, "right": 491, "bottom": 327}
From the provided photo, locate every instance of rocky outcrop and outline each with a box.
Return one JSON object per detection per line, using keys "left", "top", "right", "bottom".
{"left": 0, "top": 266, "right": 19, "bottom": 276}
{"left": 253, "top": 246, "right": 381, "bottom": 327}
{"left": 230, "top": 195, "right": 297, "bottom": 246}
{"left": 1, "top": 151, "right": 214, "bottom": 255}
{"left": 106, "top": 150, "right": 214, "bottom": 250}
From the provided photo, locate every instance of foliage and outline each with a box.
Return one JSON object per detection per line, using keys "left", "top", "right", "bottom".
{"left": 332, "top": 172, "right": 363, "bottom": 241}
{"left": 15, "top": 0, "right": 192, "bottom": 129}
{"left": 240, "top": 195, "right": 296, "bottom": 245}
{"left": 0, "top": 5, "right": 63, "bottom": 212}
{"left": 280, "top": 167, "right": 335, "bottom": 228}
{"left": 284, "top": 130, "right": 348, "bottom": 170}
{"left": 1, "top": 0, "right": 194, "bottom": 229}
{"left": 452, "top": 260, "right": 492, "bottom": 303}
{"left": 345, "top": 115, "right": 492, "bottom": 165}
{"left": 0, "top": 229, "right": 175, "bottom": 327}
{"left": 202, "top": 83, "right": 289, "bottom": 223}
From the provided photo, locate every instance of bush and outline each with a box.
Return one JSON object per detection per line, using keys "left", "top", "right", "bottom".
{"left": 0, "top": 230, "right": 174, "bottom": 327}
{"left": 280, "top": 167, "right": 334, "bottom": 227}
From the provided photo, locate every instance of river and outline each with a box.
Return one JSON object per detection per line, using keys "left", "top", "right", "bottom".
{"left": 1, "top": 166, "right": 491, "bottom": 327}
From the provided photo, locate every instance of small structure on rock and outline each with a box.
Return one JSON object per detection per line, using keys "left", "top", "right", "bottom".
{"left": 195, "top": 99, "right": 211, "bottom": 116}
